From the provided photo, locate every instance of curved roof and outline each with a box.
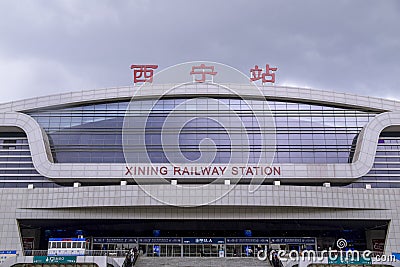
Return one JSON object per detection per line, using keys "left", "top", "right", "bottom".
{"left": 0, "top": 84, "right": 400, "bottom": 183}
{"left": 0, "top": 84, "right": 399, "bottom": 112}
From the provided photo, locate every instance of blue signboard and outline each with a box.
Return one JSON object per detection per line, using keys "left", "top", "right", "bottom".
{"left": 0, "top": 251, "right": 16, "bottom": 254}
{"left": 244, "top": 230, "right": 252, "bottom": 237}
{"left": 138, "top": 238, "right": 182, "bottom": 244}
{"left": 93, "top": 237, "right": 137, "bottom": 243}
{"left": 226, "top": 238, "right": 269, "bottom": 244}
{"left": 153, "top": 230, "right": 161, "bottom": 237}
{"left": 270, "top": 238, "right": 316, "bottom": 244}
{"left": 153, "top": 245, "right": 160, "bottom": 256}
{"left": 183, "top": 238, "right": 225, "bottom": 244}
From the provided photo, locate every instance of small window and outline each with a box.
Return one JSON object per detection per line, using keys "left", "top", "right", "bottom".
{"left": 57, "top": 242, "right": 61, "bottom": 248}
{"left": 2, "top": 140, "right": 17, "bottom": 150}
{"left": 62, "top": 242, "right": 67, "bottom": 248}
{"left": 51, "top": 242, "right": 57, "bottom": 249}
{"left": 67, "top": 242, "right": 72, "bottom": 248}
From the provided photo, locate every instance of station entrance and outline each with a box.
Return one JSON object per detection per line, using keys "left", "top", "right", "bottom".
{"left": 92, "top": 238, "right": 137, "bottom": 251}
{"left": 182, "top": 238, "right": 225, "bottom": 257}
{"left": 18, "top": 218, "right": 388, "bottom": 256}
{"left": 138, "top": 238, "right": 181, "bottom": 257}
{"left": 133, "top": 237, "right": 272, "bottom": 257}
{"left": 182, "top": 243, "right": 222, "bottom": 257}
{"left": 225, "top": 237, "right": 270, "bottom": 257}
{"left": 143, "top": 244, "right": 181, "bottom": 257}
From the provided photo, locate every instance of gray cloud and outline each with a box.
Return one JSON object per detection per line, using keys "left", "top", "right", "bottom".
{"left": 0, "top": 0, "right": 399, "bottom": 102}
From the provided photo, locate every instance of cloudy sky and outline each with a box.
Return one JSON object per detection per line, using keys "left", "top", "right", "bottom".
{"left": 0, "top": 0, "right": 399, "bottom": 103}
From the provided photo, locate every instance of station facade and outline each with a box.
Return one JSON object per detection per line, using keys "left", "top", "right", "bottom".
{"left": 0, "top": 80, "right": 400, "bottom": 264}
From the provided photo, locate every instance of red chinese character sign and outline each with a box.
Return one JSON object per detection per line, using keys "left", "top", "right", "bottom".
{"left": 190, "top": 64, "right": 218, "bottom": 83}
{"left": 131, "top": 64, "right": 158, "bottom": 84}
{"left": 250, "top": 64, "right": 277, "bottom": 84}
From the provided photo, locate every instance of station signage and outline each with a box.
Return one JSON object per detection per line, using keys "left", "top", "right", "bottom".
{"left": 0, "top": 251, "right": 16, "bottom": 254}
{"left": 131, "top": 63, "right": 277, "bottom": 84}
{"left": 89, "top": 237, "right": 316, "bottom": 246}
{"left": 138, "top": 238, "right": 182, "bottom": 244}
{"left": 93, "top": 237, "right": 137, "bottom": 244}
{"left": 226, "top": 238, "right": 269, "bottom": 244}
{"left": 270, "top": 237, "right": 316, "bottom": 244}
{"left": 33, "top": 256, "right": 77, "bottom": 264}
{"left": 125, "top": 165, "right": 281, "bottom": 177}
{"left": 183, "top": 238, "right": 225, "bottom": 244}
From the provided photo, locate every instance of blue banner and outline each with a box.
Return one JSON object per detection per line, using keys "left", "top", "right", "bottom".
{"left": 226, "top": 238, "right": 269, "bottom": 244}
{"left": 0, "top": 251, "right": 16, "bottom": 254}
{"left": 183, "top": 238, "right": 225, "bottom": 244}
{"left": 93, "top": 237, "right": 137, "bottom": 243}
{"left": 138, "top": 238, "right": 182, "bottom": 244}
{"left": 270, "top": 237, "right": 315, "bottom": 244}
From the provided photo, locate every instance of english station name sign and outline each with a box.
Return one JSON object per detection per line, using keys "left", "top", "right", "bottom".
{"left": 125, "top": 165, "right": 281, "bottom": 177}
